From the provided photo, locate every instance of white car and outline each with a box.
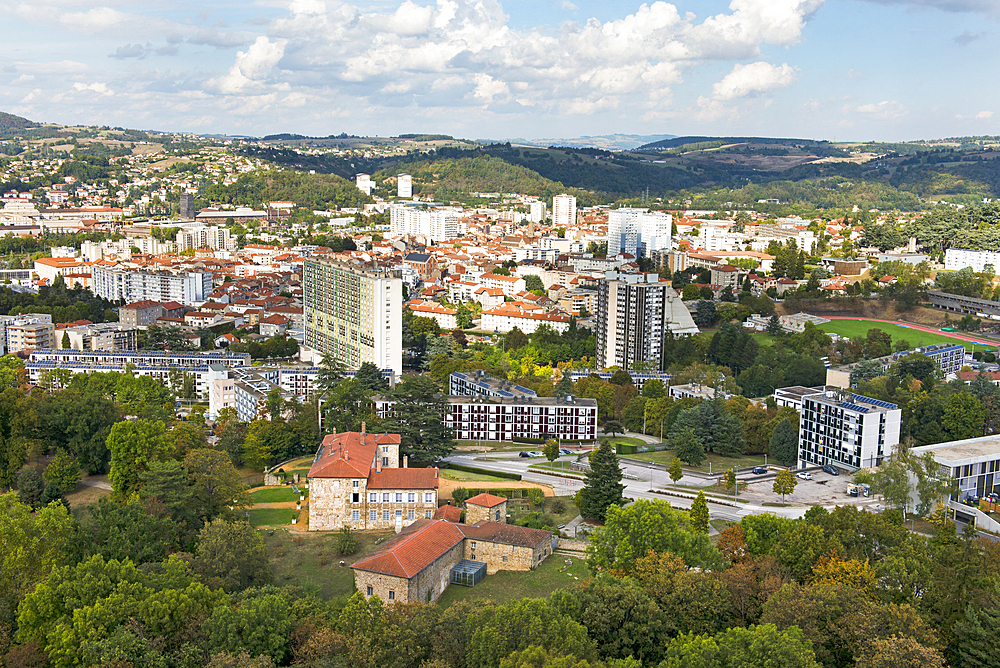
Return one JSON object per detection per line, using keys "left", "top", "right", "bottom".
{"left": 796, "top": 472, "right": 813, "bottom": 480}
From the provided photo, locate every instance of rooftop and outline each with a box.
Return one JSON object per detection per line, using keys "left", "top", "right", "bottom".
{"left": 465, "top": 492, "right": 507, "bottom": 508}
{"left": 912, "top": 434, "right": 1000, "bottom": 465}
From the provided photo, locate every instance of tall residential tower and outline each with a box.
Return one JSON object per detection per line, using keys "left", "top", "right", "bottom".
{"left": 303, "top": 258, "right": 403, "bottom": 375}
{"left": 607, "top": 208, "right": 673, "bottom": 258}
{"left": 552, "top": 194, "right": 576, "bottom": 229}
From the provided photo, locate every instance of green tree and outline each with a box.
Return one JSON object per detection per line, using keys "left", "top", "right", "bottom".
{"left": 382, "top": 375, "right": 455, "bottom": 466}
{"left": 725, "top": 469, "right": 738, "bottom": 498}
{"left": 336, "top": 526, "right": 358, "bottom": 555}
{"left": 952, "top": 598, "right": 1000, "bottom": 668}
{"left": 455, "top": 303, "right": 474, "bottom": 329}
{"left": 192, "top": 519, "right": 272, "bottom": 592}
{"left": 16, "top": 468, "right": 44, "bottom": 509}
{"left": 668, "top": 457, "right": 684, "bottom": 483}
{"left": 765, "top": 315, "right": 783, "bottom": 335}
{"left": 185, "top": 448, "right": 251, "bottom": 520}
{"left": 106, "top": 419, "right": 170, "bottom": 502}
{"left": 772, "top": 469, "right": 797, "bottom": 503}
{"left": 642, "top": 379, "right": 665, "bottom": 398}
{"left": 577, "top": 439, "right": 624, "bottom": 522}
{"left": 60, "top": 331, "right": 71, "bottom": 349}
{"left": 671, "top": 426, "right": 705, "bottom": 467}
{"left": 661, "top": 623, "right": 820, "bottom": 668}
{"left": 43, "top": 449, "right": 81, "bottom": 493}
{"left": 543, "top": 438, "right": 560, "bottom": 464}
{"left": 603, "top": 419, "right": 624, "bottom": 438}
{"left": 507, "top": 327, "right": 530, "bottom": 351}
{"left": 586, "top": 499, "right": 726, "bottom": 573}
{"left": 524, "top": 274, "right": 545, "bottom": 291}
{"left": 554, "top": 373, "right": 574, "bottom": 396}
{"left": 942, "top": 392, "right": 986, "bottom": 440}
{"left": 690, "top": 491, "right": 709, "bottom": 533}
{"left": 77, "top": 496, "right": 181, "bottom": 563}
{"left": 768, "top": 419, "right": 798, "bottom": 466}
{"left": 204, "top": 594, "right": 291, "bottom": 663}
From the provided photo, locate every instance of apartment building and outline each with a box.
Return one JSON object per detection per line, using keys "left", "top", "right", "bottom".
{"left": 450, "top": 370, "right": 537, "bottom": 398}
{"left": 175, "top": 226, "right": 236, "bottom": 251}
{"left": 797, "top": 390, "right": 902, "bottom": 471}
{"left": 481, "top": 303, "right": 571, "bottom": 334}
{"left": 595, "top": 271, "right": 699, "bottom": 372}
{"left": 826, "top": 343, "right": 967, "bottom": 388}
{"left": 92, "top": 266, "right": 213, "bottom": 305}
{"left": 7, "top": 321, "right": 56, "bottom": 353}
{"left": 389, "top": 204, "right": 458, "bottom": 242}
{"left": 607, "top": 208, "right": 672, "bottom": 258}
{"left": 60, "top": 323, "right": 138, "bottom": 351}
{"left": 397, "top": 174, "right": 413, "bottom": 198}
{"left": 552, "top": 194, "right": 576, "bottom": 228}
{"left": 409, "top": 301, "right": 457, "bottom": 330}
{"left": 119, "top": 300, "right": 165, "bottom": 327}
{"left": 944, "top": 248, "right": 1000, "bottom": 273}
{"left": 303, "top": 257, "right": 403, "bottom": 375}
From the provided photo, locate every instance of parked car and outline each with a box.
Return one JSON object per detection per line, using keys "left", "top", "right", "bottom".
{"left": 752, "top": 466, "right": 768, "bottom": 475}
{"left": 518, "top": 451, "right": 531, "bottom": 458}
{"left": 559, "top": 448, "right": 574, "bottom": 455}
{"left": 528, "top": 451, "right": 544, "bottom": 457}
{"left": 822, "top": 464, "right": 840, "bottom": 476}
{"left": 796, "top": 472, "right": 813, "bottom": 480}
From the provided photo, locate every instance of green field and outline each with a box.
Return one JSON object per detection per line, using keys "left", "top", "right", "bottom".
{"left": 441, "top": 468, "right": 508, "bottom": 482}
{"left": 250, "top": 487, "right": 302, "bottom": 503}
{"left": 628, "top": 449, "right": 768, "bottom": 474}
{"left": 820, "top": 320, "right": 980, "bottom": 352}
{"left": 248, "top": 508, "right": 299, "bottom": 527}
{"left": 436, "top": 550, "right": 589, "bottom": 607}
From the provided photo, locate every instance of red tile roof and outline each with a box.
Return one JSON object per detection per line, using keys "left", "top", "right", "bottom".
{"left": 465, "top": 492, "right": 507, "bottom": 508}
{"left": 367, "top": 467, "right": 440, "bottom": 490}
{"left": 351, "top": 519, "right": 465, "bottom": 578}
{"left": 434, "top": 505, "right": 463, "bottom": 522}
{"left": 307, "top": 431, "right": 400, "bottom": 479}
{"left": 459, "top": 521, "right": 553, "bottom": 548}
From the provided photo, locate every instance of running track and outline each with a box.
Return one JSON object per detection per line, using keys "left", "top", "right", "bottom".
{"left": 824, "top": 316, "right": 998, "bottom": 346}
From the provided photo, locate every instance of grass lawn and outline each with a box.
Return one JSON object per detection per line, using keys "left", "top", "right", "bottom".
{"left": 441, "top": 468, "right": 509, "bottom": 482}
{"left": 436, "top": 550, "right": 590, "bottom": 607}
{"left": 607, "top": 436, "right": 646, "bottom": 447}
{"left": 748, "top": 331, "right": 779, "bottom": 347}
{"left": 276, "top": 456, "right": 315, "bottom": 479}
{"left": 263, "top": 529, "right": 395, "bottom": 601}
{"left": 248, "top": 508, "right": 299, "bottom": 527}
{"left": 629, "top": 449, "right": 767, "bottom": 473}
{"left": 66, "top": 482, "right": 110, "bottom": 512}
{"left": 820, "top": 321, "right": 979, "bottom": 351}
{"left": 250, "top": 487, "right": 302, "bottom": 504}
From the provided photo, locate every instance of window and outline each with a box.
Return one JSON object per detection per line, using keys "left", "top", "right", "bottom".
{"left": 369, "top": 492, "right": 378, "bottom": 502}
{"left": 471, "top": 553, "right": 476, "bottom": 560}
{"left": 352, "top": 480, "right": 359, "bottom": 488}
{"left": 396, "top": 510, "right": 402, "bottom": 517}
{"left": 370, "top": 510, "right": 377, "bottom": 521}
{"left": 470, "top": 542, "right": 476, "bottom": 549}
{"left": 383, "top": 510, "right": 390, "bottom": 521}
{"left": 382, "top": 457, "right": 389, "bottom": 466}
{"left": 502, "top": 556, "right": 507, "bottom": 562}
{"left": 396, "top": 493, "right": 403, "bottom": 502}
{"left": 495, "top": 510, "right": 501, "bottom": 521}
{"left": 382, "top": 446, "right": 388, "bottom": 453}
{"left": 408, "top": 493, "right": 416, "bottom": 503}
{"left": 424, "top": 492, "right": 434, "bottom": 502}
{"left": 425, "top": 510, "right": 432, "bottom": 519}
{"left": 382, "top": 493, "right": 390, "bottom": 502}
{"left": 352, "top": 510, "right": 359, "bottom": 521}
{"left": 388, "top": 590, "right": 395, "bottom": 601}
{"left": 352, "top": 493, "right": 359, "bottom": 503}
{"left": 408, "top": 510, "right": 415, "bottom": 520}
{"left": 367, "top": 586, "right": 373, "bottom": 596}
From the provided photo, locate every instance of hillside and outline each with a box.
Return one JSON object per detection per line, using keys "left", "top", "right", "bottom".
{"left": 0, "top": 111, "right": 36, "bottom": 134}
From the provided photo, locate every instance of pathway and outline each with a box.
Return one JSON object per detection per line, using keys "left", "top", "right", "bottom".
{"left": 80, "top": 478, "right": 112, "bottom": 491}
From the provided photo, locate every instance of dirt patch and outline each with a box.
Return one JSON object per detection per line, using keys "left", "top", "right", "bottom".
{"left": 778, "top": 298, "right": 948, "bottom": 327}
{"left": 66, "top": 484, "right": 110, "bottom": 508}
{"left": 438, "top": 478, "right": 554, "bottom": 501}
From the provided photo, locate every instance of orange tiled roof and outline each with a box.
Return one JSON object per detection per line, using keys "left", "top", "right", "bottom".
{"left": 465, "top": 492, "right": 507, "bottom": 508}
{"left": 308, "top": 431, "right": 400, "bottom": 479}
{"left": 434, "top": 505, "right": 463, "bottom": 522}
{"left": 351, "top": 519, "right": 465, "bottom": 578}
{"left": 367, "top": 467, "right": 440, "bottom": 490}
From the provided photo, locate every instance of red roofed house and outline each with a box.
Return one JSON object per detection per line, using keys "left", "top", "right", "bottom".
{"left": 308, "top": 427, "right": 440, "bottom": 532}
{"left": 464, "top": 493, "right": 508, "bottom": 524}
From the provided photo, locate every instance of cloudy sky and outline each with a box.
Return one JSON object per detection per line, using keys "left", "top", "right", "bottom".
{"left": 1, "top": 0, "right": 997, "bottom": 140}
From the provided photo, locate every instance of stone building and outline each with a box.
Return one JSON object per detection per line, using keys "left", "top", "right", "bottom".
{"left": 307, "top": 428, "right": 439, "bottom": 532}
{"left": 352, "top": 518, "right": 556, "bottom": 603}
{"left": 465, "top": 493, "right": 507, "bottom": 525}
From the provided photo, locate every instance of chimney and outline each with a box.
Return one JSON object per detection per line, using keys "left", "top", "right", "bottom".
{"left": 376, "top": 456, "right": 382, "bottom": 473}
{"left": 403, "top": 455, "right": 408, "bottom": 468}
{"left": 344, "top": 449, "right": 349, "bottom": 461}
{"left": 361, "top": 421, "right": 367, "bottom": 439}
{"left": 434, "top": 468, "right": 438, "bottom": 479}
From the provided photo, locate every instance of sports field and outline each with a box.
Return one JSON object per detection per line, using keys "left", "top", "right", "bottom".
{"left": 820, "top": 319, "right": 993, "bottom": 352}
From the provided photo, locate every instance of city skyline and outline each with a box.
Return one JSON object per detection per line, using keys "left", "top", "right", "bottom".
{"left": 1, "top": 0, "right": 999, "bottom": 141}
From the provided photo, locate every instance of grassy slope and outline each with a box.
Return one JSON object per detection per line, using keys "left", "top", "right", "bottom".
{"left": 820, "top": 320, "right": 980, "bottom": 352}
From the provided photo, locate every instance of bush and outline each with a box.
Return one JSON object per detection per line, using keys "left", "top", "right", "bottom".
{"left": 527, "top": 488, "right": 545, "bottom": 507}
{"left": 446, "top": 464, "right": 522, "bottom": 481}
{"left": 551, "top": 500, "right": 567, "bottom": 514}
{"left": 452, "top": 487, "right": 471, "bottom": 504}
{"left": 985, "top": 352, "right": 997, "bottom": 363}
{"left": 336, "top": 527, "right": 357, "bottom": 555}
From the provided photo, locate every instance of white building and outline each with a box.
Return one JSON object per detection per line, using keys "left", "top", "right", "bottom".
{"left": 552, "top": 194, "right": 576, "bottom": 229}
{"left": 607, "top": 208, "right": 673, "bottom": 258}
{"left": 481, "top": 303, "right": 570, "bottom": 334}
{"left": 176, "top": 226, "right": 236, "bottom": 252}
{"left": 595, "top": 271, "right": 699, "bottom": 372}
{"left": 389, "top": 204, "right": 458, "bottom": 242}
{"left": 357, "top": 174, "right": 375, "bottom": 196}
{"left": 528, "top": 200, "right": 546, "bottom": 223}
{"left": 302, "top": 257, "right": 403, "bottom": 375}
{"left": 797, "top": 390, "right": 902, "bottom": 471}
{"left": 944, "top": 248, "right": 1000, "bottom": 273}
{"left": 409, "top": 301, "right": 457, "bottom": 330}
{"left": 398, "top": 174, "right": 412, "bottom": 198}
{"left": 91, "top": 266, "right": 213, "bottom": 305}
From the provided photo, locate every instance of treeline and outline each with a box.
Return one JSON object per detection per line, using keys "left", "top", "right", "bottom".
{"left": 199, "top": 170, "right": 372, "bottom": 211}
{"left": 906, "top": 201, "right": 1000, "bottom": 253}
{"left": 0, "top": 278, "right": 118, "bottom": 323}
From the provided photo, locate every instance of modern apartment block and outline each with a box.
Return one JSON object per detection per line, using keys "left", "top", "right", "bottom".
{"left": 0, "top": 314, "right": 54, "bottom": 354}
{"left": 797, "top": 390, "right": 902, "bottom": 471}
{"left": 389, "top": 204, "right": 458, "bottom": 242}
{"left": 944, "top": 248, "right": 1000, "bottom": 273}
{"left": 60, "top": 323, "right": 138, "bottom": 351}
{"left": 92, "top": 265, "right": 213, "bottom": 305}
{"left": 175, "top": 226, "right": 236, "bottom": 251}
{"left": 303, "top": 257, "right": 403, "bottom": 375}
{"left": 552, "top": 194, "right": 576, "bottom": 229}
{"left": 826, "top": 343, "right": 968, "bottom": 388}
{"left": 595, "top": 271, "right": 699, "bottom": 372}
{"left": 397, "top": 174, "right": 412, "bottom": 198}
{"left": 607, "top": 208, "right": 673, "bottom": 258}
{"left": 450, "top": 370, "right": 537, "bottom": 398}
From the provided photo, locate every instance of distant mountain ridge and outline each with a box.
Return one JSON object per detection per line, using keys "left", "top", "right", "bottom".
{"left": 494, "top": 134, "right": 676, "bottom": 150}
{"left": 637, "top": 136, "right": 835, "bottom": 150}
{"left": 0, "top": 111, "right": 36, "bottom": 133}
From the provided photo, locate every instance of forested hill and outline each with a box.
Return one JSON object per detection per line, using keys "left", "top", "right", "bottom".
{"left": 0, "top": 111, "right": 35, "bottom": 133}
{"left": 372, "top": 155, "right": 600, "bottom": 204}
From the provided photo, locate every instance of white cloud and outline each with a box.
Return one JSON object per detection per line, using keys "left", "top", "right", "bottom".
{"left": 211, "top": 36, "right": 287, "bottom": 94}
{"left": 855, "top": 100, "right": 909, "bottom": 119}
{"left": 977, "top": 110, "right": 993, "bottom": 119}
{"left": 561, "top": 0, "right": 578, "bottom": 9}
{"left": 472, "top": 73, "right": 509, "bottom": 102}
{"left": 72, "top": 82, "right": 114, "bottom": 95}
{"left": 711, "top": 61, "right": 797, "bottom": 100}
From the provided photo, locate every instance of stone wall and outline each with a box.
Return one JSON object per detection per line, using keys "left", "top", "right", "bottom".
{"left": 309, "top": 476, "right": 437, "bottom": 532}
{"left": 464, "top": 536, "right": 555, "bottom": 574}
{"left": 353, "top": 570, "right": 411, "bottom": 604}
{"left": 466, "top": 500, "right": 506, "bottom": 525}
{"left": 408, "top": 541, "right": 465, "bottom": 603}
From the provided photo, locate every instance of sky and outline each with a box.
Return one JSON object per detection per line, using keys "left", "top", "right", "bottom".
{"left": 1, "top": 0, "right": 998, "bottom": 141}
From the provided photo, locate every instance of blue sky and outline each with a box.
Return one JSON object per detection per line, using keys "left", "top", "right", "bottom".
{"left": 0, "top": 0, "right": 997, "bottom": 141}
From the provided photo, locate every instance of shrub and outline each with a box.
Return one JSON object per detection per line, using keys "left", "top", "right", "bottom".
{"left": 551, "top": 500, "right": 567, "bottom": 514}
{"left": 336, "top": 527, "right": 357, "bottom": 555}
{"left": 452, "top": 487, "right": 471, "bottom": 504}
{"left": 527, "top": 488, "right": 545, "bottom": 507}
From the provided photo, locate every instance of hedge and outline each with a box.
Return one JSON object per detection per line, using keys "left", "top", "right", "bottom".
{"left": 445, "top": 464, "right": 522, "bottom": 481}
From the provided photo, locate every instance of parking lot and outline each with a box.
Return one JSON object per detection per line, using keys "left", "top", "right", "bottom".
{"left": 739, "top": 469, "right": 882, "bottom": 507}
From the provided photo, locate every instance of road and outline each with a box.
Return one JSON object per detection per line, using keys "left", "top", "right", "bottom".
{"left": 444, "top": 452, "right": 810, "bottom": 523}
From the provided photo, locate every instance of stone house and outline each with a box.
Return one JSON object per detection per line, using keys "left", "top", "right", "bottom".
{"left": 307, "top": 428, "right": 440, "bottom": 532}
{"left": 351, "top": 518, "right": 556, "bottom": 603}
{"left": 465, "top": 493, "right": 507, "bottom": 524}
